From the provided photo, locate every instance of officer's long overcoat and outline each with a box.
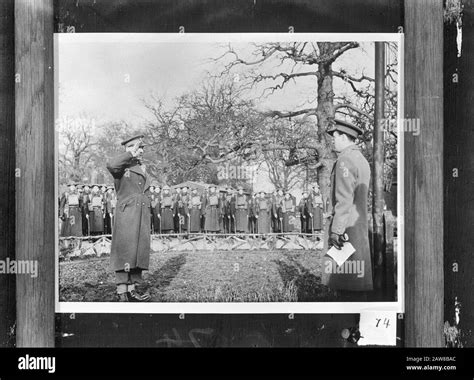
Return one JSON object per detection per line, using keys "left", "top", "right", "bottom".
{"left": 321, "top": 145, "right": 373, "bottom": 291}
{"left": 106, "top": 152, "right": 151, "bottom": 272}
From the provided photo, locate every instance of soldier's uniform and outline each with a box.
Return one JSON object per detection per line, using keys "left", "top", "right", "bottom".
{"left": 203, "top": 185, "right": 221, "bottom": 232}
{"left": 223, "top": 188, "right": 235, "bottom": 233}
{"left": 299, "top": 192, "right": 312, "bottom": 233}
{"left": 173, "top": 188, "right": 182, "bottom": 233}
{"left": 160, "top": 186, "right": 175, "bottom": 233}
{"left": 310, "top": 187, "right": 324, "bottom": 231}
{"left": 272, "top": 190, "right": 284, "bottom": 233}
{"left": 281, "top": 192, "right": 296, "bottom": 232}
{"left": 248, "top": 194, "right": 258, "bottom": 233}
{"left": 255, "top": 191, "right": 271, "bottom": 234}
{"left": 176, "top": 187, "right": 190, "bottom": 233}
{"left": 106, "top": 134, "right": 151, "bottom": 302}
{"left": 321, "top": 120, "right": 373, "bottom": 293}
{"left": 59, "top": 184, "right": 83, "bottom": 237}
{"left": 188, "top": 189, "right": 202, "bottom": 233}
{"left": 81, "top": 185, "right": 91, "bottom": 236}
{"left": 147, "top": 185, "right": 156, "bottom": 233}
{"left": 151, "top": 186, "right": 161, "bottom": 234}
{"left": 89, "top": 185, "right": 105, "bottom": 235}
{"left": 235, "top": 187, "right": 249, "bottom": 233}
{"left": 105, "top": 186, "right": 117, "bottom": 235}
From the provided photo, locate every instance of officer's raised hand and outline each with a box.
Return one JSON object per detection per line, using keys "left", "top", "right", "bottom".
{"left": 129, "top": 140, "right": 142, "bottom": 158}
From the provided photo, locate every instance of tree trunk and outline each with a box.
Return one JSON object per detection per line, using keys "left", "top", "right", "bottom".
{"left": 316, "top": 43, "right": 337, "bottom": 206}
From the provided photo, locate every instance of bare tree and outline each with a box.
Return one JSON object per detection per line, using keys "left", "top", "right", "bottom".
{"left": 215, "top": 41, "right": 376, "bottom": 201}
{"left": 143, "top": 76, "right": 264, "bottom": 184}
{"left": 57, "top": 114, "right": 98, "bottom": 183}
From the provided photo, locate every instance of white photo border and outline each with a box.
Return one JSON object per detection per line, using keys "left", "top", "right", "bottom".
{"left": 54, "top": 32, "right": 405, "bottom": 314}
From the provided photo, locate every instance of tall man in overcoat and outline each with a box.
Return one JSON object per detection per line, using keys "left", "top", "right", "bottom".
{"left": 106, "top": 135, "right": 152, "bottom": 302}
{"left": 321, "top": 119, "right": 373, "bottom": 300}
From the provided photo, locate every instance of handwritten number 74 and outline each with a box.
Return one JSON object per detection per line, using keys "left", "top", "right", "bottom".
{"left": 375, "top": 318, "right": 391, "bottom": 328}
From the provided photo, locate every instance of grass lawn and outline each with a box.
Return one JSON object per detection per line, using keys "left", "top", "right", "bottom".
{"left": 59, "top": 248, "right": 336, "bottom": 302}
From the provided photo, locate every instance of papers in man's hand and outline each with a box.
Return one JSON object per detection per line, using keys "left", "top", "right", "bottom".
{"left": 358, "top": 311, "right": 397, "bottom": 346}
{"left": 326, "top": 242, "right": 355, "bottom": 267}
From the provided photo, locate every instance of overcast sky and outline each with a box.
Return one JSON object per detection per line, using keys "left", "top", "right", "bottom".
{"left": 56, "top": 34, "right": 377, "bottom": 126}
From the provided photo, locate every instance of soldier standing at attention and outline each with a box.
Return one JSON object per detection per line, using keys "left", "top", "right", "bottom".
{"left": 203, "top": 185, "right": 220, "bottom": 233}
{"left": 81, "top": 185, "right": 91, "bottom": 236}
{"left": 281, "top": 190, "right": 296, "bottom": 233}
{"left": 235, "top": 186, "right": 248, "bottom": 233}
{"left": 105, "top": 186, "right": 116, "bottom": 234}
{"left": 272, "top": 189, "right": 284, "bottom": 233}
{"left": 177, "top": 186, "right": 190, "bottom": 233}
{"left": 89, "top": 185, "right": 105, "bottom": 236}
{"left": 189, "top": 187, "right": 202, "bottom": 233}
{"left": 310, "top": 184, "right": 324, "bottom": 232}
{"left": 322, "top": 119, "right": 373, "bottom": 301}
{"left": 223, "top": 187, "right": 235, "bottom": 233}
{"left": 106, "top": 135, "right": 151, "bottom": 302}
{"left": 299, "top": 191, "right": 312, "bottom": 234}
{"left": 148, "top": 184, "right": 156, "bottom": 233}
{"left": 173, "top": 187, "right": 182, "bottom": 233}
{"left": 255, "top": 191, "right": 271, "bottom": 234}
{"left": 248, "top": 192, "right": 258, "bottom": 234}
{"left": 59, "top": 183, "right": 83, "bottom": 237}
{"left": 160, "top": 185, "right": 175, "bottom": 234}
{"left": 152, "top": 185, "right": 162, "bottom": 234}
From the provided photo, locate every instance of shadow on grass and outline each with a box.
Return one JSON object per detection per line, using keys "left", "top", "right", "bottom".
{"left": 145, "top": 253, "right": 187, "bottom": 300}
{"left": 274, "top": 255, "right": 336, "bottom": 302}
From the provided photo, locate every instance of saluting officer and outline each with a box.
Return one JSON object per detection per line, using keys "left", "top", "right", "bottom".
{"left": 322, "top": 119, "right": 373, "bottom": 299}
{"left": 106, "top": 134, "right": 151, "bottom": 302}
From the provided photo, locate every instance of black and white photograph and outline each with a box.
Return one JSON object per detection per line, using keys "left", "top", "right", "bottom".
{"left": 6, "top": 0, "right": 474, "bottom": 373}
{"left": 55, "top": 33, "right": 403, "bottom": 313}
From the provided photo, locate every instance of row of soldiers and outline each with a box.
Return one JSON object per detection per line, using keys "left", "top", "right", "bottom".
{"left": 59, "top": 183, "right": 117, "bottom": 237}
{"left": 148, "top": 184, "right": 324, "bottom": 234}
{"left": 59, "top": 182, "right": 324, "bottom": 237}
